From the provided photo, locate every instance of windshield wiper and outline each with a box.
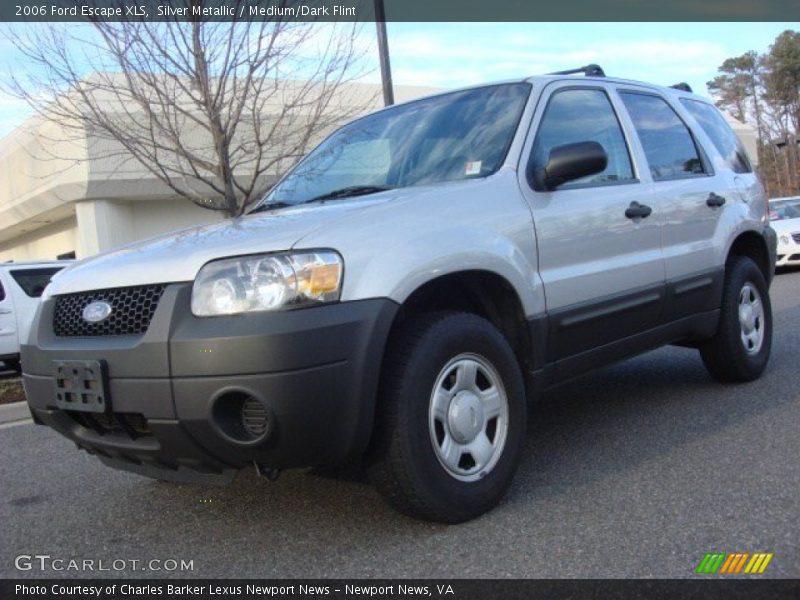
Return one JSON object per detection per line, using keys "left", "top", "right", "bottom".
{"left": 249, "top": 185, "right": 392, "bottom": 214}
{"left": 249, "top": 201, "right": 293, "bottom": 214}
{"left": 300, "top": 185, "right": 393, "bottom": 204}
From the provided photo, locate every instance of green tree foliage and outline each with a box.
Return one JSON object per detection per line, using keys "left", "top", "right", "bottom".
{"left": 708, "top": 30, "right": 799, "bottom": 197}
{"left": 707, "top": 51, "right": 760, "bottom": 124}
{"left": 762, "top": 30, "right": 800, "bottom": 135}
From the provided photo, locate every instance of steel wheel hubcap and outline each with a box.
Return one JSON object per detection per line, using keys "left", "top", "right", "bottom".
{"left": 738, "top": 283, "right": 764, "bottom": 355}
{"left": 429, "top": 353, "right": 509, "bottom": 482}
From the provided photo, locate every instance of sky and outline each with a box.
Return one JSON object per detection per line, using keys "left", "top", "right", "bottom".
{"left": 0, "top": 21, "right": 796, "bottom": 139}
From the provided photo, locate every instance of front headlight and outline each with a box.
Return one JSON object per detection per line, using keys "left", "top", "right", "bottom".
{"left": 191, "top": 251, "right": 343, "bottom": 316}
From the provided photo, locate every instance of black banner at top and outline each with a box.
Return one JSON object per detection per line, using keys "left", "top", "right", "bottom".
{"left": 2, "top": 0, "right": 796, "bottom": 23}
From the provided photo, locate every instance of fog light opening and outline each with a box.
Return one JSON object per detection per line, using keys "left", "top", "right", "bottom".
{"left": 242, "top": 396, "right": 268, "bottom": 438}
{"left": 211, "top": 391, "right": 271, "bottom": 445}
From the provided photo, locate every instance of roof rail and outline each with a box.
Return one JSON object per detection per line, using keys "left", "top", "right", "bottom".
{"left": 550, "top": 64, "right": 606, "bottom": 77}
{"left": 670, "top": 82, "right": 693, "bottom": 93}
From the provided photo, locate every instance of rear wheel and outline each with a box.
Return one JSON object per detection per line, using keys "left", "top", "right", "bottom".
{"left": 699, "top": 256, "right": 772, "bottom": 382}
{"left": 4, "top": 358, "right": 20, "bottom": 373}
{"left": 368, "top": 312, "right": 526, "bottom": 523}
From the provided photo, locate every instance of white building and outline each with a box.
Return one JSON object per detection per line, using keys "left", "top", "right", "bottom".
{"left": 0, "top": 83, "right": 758, "bottom": 262}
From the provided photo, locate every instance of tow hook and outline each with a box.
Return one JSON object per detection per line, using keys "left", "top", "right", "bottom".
{"left": 254, "top": 462, "right": 281, "bottom": 481}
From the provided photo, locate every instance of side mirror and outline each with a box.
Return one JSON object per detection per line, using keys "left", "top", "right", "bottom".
{"left": 531, "top": 141, "right": 608, "bottom": 191}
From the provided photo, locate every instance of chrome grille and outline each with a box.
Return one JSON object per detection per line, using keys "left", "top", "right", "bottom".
{"left": 53, "top": 284, "right": 167, "bottom": 337}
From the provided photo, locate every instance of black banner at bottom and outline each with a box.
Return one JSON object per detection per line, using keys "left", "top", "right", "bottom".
{"left": 2, "top": 579, "right": 800, "bottom": 600}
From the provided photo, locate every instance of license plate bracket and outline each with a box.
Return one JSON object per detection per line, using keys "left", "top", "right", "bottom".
{"left": 54, "top": 360, "right": 109, "bottom": 413}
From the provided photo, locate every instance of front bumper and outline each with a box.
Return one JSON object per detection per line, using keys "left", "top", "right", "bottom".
{"left": 775, "top": 230, "right": 800, "bottom": 267}
{"left": 22, "top": 284, "right": 398, "bottom": 483}
{"left": 776, "top": 250, "right": 800, "bottom": 266}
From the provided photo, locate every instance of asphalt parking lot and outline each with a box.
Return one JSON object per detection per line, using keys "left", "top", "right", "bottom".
{"left": 1, "top": 270, "right": 798, "bottom": 579}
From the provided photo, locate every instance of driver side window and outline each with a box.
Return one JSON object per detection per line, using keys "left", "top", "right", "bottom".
{"left": 531, "top": 88, "right": 635, "bottom": 187}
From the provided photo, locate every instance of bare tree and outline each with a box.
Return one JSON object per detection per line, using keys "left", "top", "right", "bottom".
{"left": 4, "top": 1, "right": 373, "bottom": 216}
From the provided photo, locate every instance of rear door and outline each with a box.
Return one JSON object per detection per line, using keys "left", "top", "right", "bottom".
{"left": 518, "top": 81, "right": 666, "bottom": 363}
{"left": 616, "top": 90, "right": 727, "bottom": 321}
{"left": 0, "top": 272, "right": 18, "bottom": 357}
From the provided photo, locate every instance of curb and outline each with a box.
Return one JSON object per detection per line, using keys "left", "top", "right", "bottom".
{"left": 0, "top": 401, "right": 31, "bottom": 425}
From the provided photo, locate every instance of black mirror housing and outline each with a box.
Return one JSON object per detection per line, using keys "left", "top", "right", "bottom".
{"left": 530, "top": 141, "right": 608, "bottom": 191}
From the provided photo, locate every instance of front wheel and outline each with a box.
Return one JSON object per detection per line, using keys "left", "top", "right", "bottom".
{"left": 367, "top": 312, "right": 526, "bottom": 523}
{"left": 699, "top": 256, "right": 773, "bottom": 382}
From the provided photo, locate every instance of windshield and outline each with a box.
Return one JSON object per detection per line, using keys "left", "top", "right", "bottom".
{"left": 769, "top": 199, "right": 800, "bottom": 221}
{"left": 257, "top": 82, "right": 530, "bottom": 208}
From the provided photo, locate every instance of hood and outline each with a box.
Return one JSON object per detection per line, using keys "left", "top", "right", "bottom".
{"left": 48, "top": 196, "right": 393, "bottom": 295}
{"left": 770, "top": 217, "right": 800, "bottom": 235}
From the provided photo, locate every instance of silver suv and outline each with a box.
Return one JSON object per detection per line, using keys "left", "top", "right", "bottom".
{"left": 23, "top": 66, "right": 777, "bottom": 523}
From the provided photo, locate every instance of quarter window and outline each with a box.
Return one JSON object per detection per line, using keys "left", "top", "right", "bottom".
{"left": 620, "top": 92, "right": 705, "bottom": 181}
{"left": 10, "top": 268, "right": 62, "bottom": 298}
{"left": 531, "top": 88, "right": 635, "bottom": 187}
{"left": 680, "top": 99, "right": 752, "bottom": 174}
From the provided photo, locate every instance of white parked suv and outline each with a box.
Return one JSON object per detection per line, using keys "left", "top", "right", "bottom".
{"left": 0, "top": 261, "right": 69, "bottom": 372}
{"left": 23, "top": 66, "right": 777, "bottom": 522}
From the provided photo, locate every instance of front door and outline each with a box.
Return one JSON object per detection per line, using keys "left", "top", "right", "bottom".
{"left": 518, "top": 82, "right": 665, "bottom": 363}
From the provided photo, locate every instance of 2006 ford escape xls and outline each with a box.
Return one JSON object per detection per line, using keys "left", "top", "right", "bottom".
{"left": 24, "top": 66, "right": 777, "bottom": 523}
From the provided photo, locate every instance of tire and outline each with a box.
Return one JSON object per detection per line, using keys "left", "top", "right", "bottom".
{"left": 4, "top": 358, "right": 21, "bottom": 373}
{"left": 699, "top": 256, "right": 772, "bottom": 383}
{"left": 367, "top": 311, "right": 526, "bottom": 523}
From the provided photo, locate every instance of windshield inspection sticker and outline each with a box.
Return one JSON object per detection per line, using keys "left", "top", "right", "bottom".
{"left": 465, "top": 161, "right": 482, "bottom": 176}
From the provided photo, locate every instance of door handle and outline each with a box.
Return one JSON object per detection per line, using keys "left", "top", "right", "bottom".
{"left": 706, "top": 192, "right": 726, "bottom": 207}
{"left": 0, "top": 308, "right": 11, "bottom": 315}
{"left": 625, "top": 201, "right": 652, "bottom": 219}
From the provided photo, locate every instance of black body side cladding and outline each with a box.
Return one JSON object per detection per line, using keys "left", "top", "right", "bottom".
{"left": 528, "top": 268, "right": 725, "bottom": 390}
{"left": 545, "top": 282, "right": 665, "bottom": 362}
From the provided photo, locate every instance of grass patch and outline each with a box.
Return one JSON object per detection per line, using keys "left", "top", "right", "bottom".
{"left": 0, "top": 379, "right": 25, "bottom": 405}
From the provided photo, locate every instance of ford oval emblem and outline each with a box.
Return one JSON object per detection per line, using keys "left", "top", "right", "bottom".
{"left": 82, "top": 301, "right": 113, "bottom": 323}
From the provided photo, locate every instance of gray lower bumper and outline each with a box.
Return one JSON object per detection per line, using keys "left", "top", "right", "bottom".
{"left": 22, "top": 285, "right": 398, "bottom": 482}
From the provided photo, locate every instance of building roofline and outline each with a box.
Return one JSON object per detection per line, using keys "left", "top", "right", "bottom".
{"left": 1, "top": 259, "right": 73, "bottom": 267}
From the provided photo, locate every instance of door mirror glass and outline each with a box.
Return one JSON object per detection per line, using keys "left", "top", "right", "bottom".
{"left": 536, "top": 141, "right": 608, "bottom": 190}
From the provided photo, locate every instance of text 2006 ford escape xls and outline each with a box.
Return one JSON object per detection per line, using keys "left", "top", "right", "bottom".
{"left": 24, "top": 66, "right": 777, "bottom": 522}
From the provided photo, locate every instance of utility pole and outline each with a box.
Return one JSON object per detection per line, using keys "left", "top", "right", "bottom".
{"left": 374, "top": 0, "right": 394, "bottom": 106}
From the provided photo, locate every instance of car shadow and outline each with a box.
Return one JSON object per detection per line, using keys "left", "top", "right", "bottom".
{"left": 512, "top": 347, "right": 790, "bottom": 498}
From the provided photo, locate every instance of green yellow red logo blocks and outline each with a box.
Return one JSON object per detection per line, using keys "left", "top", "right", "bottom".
{"left": 696, "top": 552, "right": 773, "bottom": 574}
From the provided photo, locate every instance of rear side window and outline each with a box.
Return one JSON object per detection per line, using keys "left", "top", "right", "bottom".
{"left": 531, "top": 88, "right": 635, "bottom": 187}
{"left": 680, "top": 99, "right": 752, "bottom": 174}
{"left": 0, "top": 280, "right": 5, "bottom": 302}
{"left": 620, "top": 92, "right": 705, "bottom": 181}
{"left": 9, "top": 268, "right": 62, "bottom": 298}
